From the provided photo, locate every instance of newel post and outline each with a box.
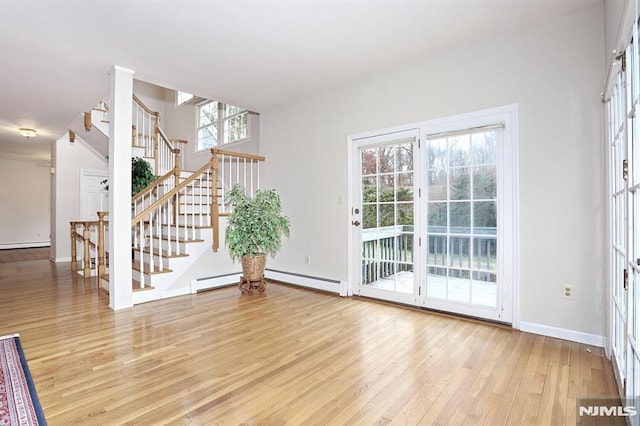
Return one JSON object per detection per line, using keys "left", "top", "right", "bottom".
{"left": 174, "top": 148, "right": 181, "bottom": 176}
{"left": 70, "top": 223, "right": 77, "bottom": 272}
{"left": 97, "top": 212, "right": 107, "bottom": 281}
{"left": 82, "top": 222, "right": 91, "bottom": 277}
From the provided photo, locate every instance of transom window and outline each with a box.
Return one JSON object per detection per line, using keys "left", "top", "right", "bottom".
{"left": 176, "top": 91, "right": 193, "bottom": 106}
{"left": 197, "top": 101, "right": 249, "bottom": 150}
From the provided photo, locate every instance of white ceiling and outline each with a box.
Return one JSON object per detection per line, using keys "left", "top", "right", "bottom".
{"left": 0, "top": 0, "right": 599, "bottom": 162}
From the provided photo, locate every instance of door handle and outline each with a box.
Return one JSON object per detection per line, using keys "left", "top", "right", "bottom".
{"left": 352, "top": 220, "right": 361, "bottom": 227}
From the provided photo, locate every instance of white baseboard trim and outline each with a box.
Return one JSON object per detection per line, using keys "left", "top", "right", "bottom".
{"left": 519, "top": 321, "right": 605, "bottom": 347}
{"left": 191, "top": 273, "right": 242, "bottom": 293}
{"left": 265, "top": 269, "right": 344, "bottom": 295}
{"left": 133, "top": 287, "right": 190, "bottom": 305}
{"left": 53, "top": 257, "right": 72, "bottom": 263}
{"left": 0, "top": 241, "right": 50, "bottom": 249}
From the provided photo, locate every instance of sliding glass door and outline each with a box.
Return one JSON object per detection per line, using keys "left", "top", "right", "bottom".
{"left": 350, "top": 106, "right": 518, "bottom": 323}
{"left": 424, "top": 129, "right": 503, "bottom": 319}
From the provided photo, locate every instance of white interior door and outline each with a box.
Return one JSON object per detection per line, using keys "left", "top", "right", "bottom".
{"left": 80, "top": 169, "right": 109, "bottom": 220}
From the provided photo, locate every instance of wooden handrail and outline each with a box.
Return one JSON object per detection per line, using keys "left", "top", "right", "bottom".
{"left": 131, "top": 168, "right": 176, "bottom": 203}
{"left": 70, "top": 220, "right": 107, "bottom": 280}
{"left": 169, "top": 138, "right": 188, "bottom": 144}
{"left": 210, "top": 148, "right": 265, "bottom": 162}
{"left": 132, "top": 94, "right": 160, "bottom": 117}
{"left": 70, "top": 220, "right": 101, "bottom": 227}
{"left": 131, "top": 159, "right": 215, "bottom": 227}
{"left": 156, "top": 125, "right": 177, "bottom": 152}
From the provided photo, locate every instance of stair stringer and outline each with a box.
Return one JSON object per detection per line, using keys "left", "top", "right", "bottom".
{"left": 132, "top": 230, "right": 213, "bottom": 304}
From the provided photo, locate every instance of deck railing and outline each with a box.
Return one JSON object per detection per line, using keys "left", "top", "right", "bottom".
{"left": 361, "top": 225, "right": 497, "bottom": 285}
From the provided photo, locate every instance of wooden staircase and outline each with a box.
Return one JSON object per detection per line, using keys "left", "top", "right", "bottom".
{"left": 71, "top": 94, "right": 265, "bottom": 304}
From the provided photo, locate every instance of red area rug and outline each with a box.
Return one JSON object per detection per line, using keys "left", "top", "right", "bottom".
{"left": 0, "top": 334, "right": 46, "bottom": 425}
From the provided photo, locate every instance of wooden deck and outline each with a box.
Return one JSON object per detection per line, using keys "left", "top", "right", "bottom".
{"left": 0, "top": 257, "right": 622, "bottom": 425}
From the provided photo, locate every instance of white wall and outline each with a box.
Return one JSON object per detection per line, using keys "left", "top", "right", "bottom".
{"left": 0, "top": 158, "right": 50, "bottom": 248}
{"left": 52, "top": 133, "right": 107, "bottom": 260}
{"left": 133, "top": 79, "right": 168, "bottom": 119}
{"left": 604, "top": 0, "right": 630, "bottom": 59}
{"left": 259, "top": 4, "right": 606, "bottom": 336}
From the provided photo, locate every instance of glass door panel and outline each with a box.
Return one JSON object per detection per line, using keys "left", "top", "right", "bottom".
{"left": 356, "top": 133, "right": 418, "bottom": 304}
{"left": 425, "top": 129, "right": 500, "bottom": 317}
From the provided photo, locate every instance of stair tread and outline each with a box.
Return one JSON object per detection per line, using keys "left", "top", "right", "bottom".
{"left": 141, "top": 221, "right": 212, "bottom": 229}
{"left": 133, "top": 247, "right": 190, "bottom": 259}
{"left": 132, "top": 260, "right": 173, "bottom": 274}
{"left": 151, "top": 236, "right": 206, "bottom": 243}
{"left": 132, "top": 279, "right": 155, "bottom": 292}
{"left": 100, "top": 276, "right": 155, "bottom": 291}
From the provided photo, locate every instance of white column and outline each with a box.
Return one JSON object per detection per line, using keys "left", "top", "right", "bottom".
{"left": 108, "top": 65, "right": 134, "bottom": 310}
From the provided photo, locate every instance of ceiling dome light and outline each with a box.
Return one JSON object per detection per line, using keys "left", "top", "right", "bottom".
{"left": 19, "top": 128, "right": 37, "bottom": 138}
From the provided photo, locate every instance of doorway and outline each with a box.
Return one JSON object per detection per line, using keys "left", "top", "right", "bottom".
{"left": 350, "top": 105, "right": 519, "bottom": 323}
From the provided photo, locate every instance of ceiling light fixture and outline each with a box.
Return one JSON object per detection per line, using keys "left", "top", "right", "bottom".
{"left": 19, "top": 128, "right": 37, "bottom": 138}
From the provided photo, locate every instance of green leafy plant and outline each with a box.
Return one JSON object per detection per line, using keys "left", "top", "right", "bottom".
{"left": 101, "top": 157, "right": 157, "bottom": 195}
{"left": 131, "top": 157, "right": 157, "bottom": 195}
{"left": 224, "top": 185, "right": 290, "bottom": 259}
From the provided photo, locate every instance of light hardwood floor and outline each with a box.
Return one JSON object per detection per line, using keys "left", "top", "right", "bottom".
{"left": 0, "top": 258, "right": 622, "bottom": 425}
{"left": 0, "top": 246, "right": 50, "bottom": 263}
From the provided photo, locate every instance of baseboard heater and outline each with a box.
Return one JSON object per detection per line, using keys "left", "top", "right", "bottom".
{"left": 265, "top": 269, "right": 344, "bottom": 295}
{"left": 190, "top": 272, "right": 242, "bottom": 293}
{"left": 191, "top": 269, "right": 345, "bottom": 295}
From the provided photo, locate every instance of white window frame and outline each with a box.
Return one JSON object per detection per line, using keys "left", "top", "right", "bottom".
{"left": 196, "top": 101, "right": 219, "bottom": 151}
{"left": 176, "top": 91, "right": 193, "bottom": 107}
{"left": 196, "top": 101, "right": 250, "bottom": 152}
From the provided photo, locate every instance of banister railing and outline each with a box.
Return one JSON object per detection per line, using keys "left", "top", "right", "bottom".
{"left": 132, "top": 95, "right": 180, "bottom": 176}
{"left": 131, "top": 168, "right": 179, "bottom": 218}
{"left": 212, "top": 148, "right": 265, "bottom": 215}
{"left": 132, "top": 94, "right": 159, "bottom": 159}
{"left": 74, "top": 148, "right": 265, "bottom": 293}
{"left": 130, "top": 157, "right": 218, "bottom": 289}
{"left": 70, "top": 211, "right": 109, "bottom": 285}
{"left": 156, "top": 125, "right": 181, "bottom": 176}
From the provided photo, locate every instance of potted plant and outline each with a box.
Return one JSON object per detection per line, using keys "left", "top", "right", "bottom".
{"left": 131, "top": 157, "right": 157, "bottom": 195}
{"left": 225, "top": 184, "right": 290, "bottom": 282}
{"left": 101, "top": 157, "right": 158, "bottom": 195}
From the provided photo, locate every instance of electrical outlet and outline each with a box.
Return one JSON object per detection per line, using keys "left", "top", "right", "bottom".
{"left": 563, "top": 285, "right": 574, "bottom": 300}
{"left": 305, "top": 256, "right": 311, "bottom": 264}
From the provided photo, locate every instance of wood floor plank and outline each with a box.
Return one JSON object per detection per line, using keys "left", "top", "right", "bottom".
{"left": 0, "top": 258, "right": 623, "bottom": 424}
